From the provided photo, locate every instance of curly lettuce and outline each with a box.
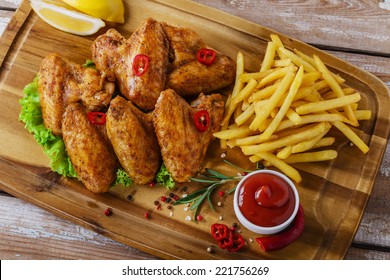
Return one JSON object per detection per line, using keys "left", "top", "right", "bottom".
{"left": 18, "top": 77, "right": 77, "bottom": 178}
{"left": 156, "top": 163, "right": 175, "bottom": 189}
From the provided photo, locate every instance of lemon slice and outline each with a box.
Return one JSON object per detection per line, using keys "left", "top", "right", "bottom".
{"left": 29, "top": 0, "right": 105, "bottom": 36}
{"left": 62, "top": 0, "right": 125, "bottom": 23}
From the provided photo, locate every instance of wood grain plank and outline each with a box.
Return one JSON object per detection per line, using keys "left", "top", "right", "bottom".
{"left": 0, "top": 0, "right": 389, "bottom": 260}
{"left": 345, "top": 246, "right": 390, "bottom": 260}
{"left": 192, "top": 0, "right": 390, "bottom": 55}
{"left": 0, "top": 195, "right": 158, "bottom": 260}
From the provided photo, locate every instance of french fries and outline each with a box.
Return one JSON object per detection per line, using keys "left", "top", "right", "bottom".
{"left": 214, "top": 34, "right": 371, "bottom": 183}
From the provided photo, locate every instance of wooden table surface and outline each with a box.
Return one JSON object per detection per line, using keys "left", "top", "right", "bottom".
{"left": 0, "top": 0, "right": 389, "bottom": 260}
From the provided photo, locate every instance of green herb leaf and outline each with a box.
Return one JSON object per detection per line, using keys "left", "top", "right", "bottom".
{"left": 82, "top": 60, "right": 96, "bottom": 69}
{"left": 114, "top": 168, "right": 133, "bottom": 187}
{"left": 155, "top": 163, "right": 175, "bottom": 189}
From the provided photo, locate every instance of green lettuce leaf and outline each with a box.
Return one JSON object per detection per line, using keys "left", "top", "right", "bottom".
{"left": 156, "top": 163, "right": 175, "bottom": 189}
{"left": 19, "top": 77, "right": 77, "bottom": 178}
{"left": 114, "top": 168, "right": 133, "bottom": 187}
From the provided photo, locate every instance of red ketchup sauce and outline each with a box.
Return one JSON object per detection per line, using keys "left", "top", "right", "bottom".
{"left": 238, "top": 173, "right": 295, "bottom": 227}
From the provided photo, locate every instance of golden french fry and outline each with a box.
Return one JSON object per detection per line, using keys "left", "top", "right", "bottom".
{"left": 242, "top": 122, "right": 326, "bottom": 155}
{"left": 283, "top": 150, "right": 338, "bottom": 163}
{"left": 232, "top": 79, "right": 258, "bottom": 104}
{"left": 250, "top": 151, "right": 302, "bottom": 183}
{"left": 312, "top": 137, "right": 335, "bottom": 149}
{"left": 273, "top": 58, "right": 292, "bottom": 68}
{"left": 277, "top": 145, "right": 292, "bottom": 159}
{"left": 248, "top": 82, "right": 280, "bottom": 102}
{"left": 285, "top": 108, "right": 302, "bottom": 125}
{"left": 227, "top": 134, "right": 278, "bottom": 148}
{"left": 313, "top": 55, "right": 358, "bottom": 126}
{"left": 239, "top": 68, "right": 274, "bottom": 83}
{"left": 275, "top": 112, "right": 350, "bottom": 132}
{"left": 295, "top": 92, "right": 361, "bottom": 115}
{"left": 291, "top": 122, "right": 332, "bottom": 153}
{"left": 332, "top": 121, "right": 369, "bottom": 153}
{"left": 256, "top": 66, "right": 293, "bottom": 88}
{"left": 354, "top": 110, "right": 372, "bottom": 120}
{"left": 213, "top": 126, "right": 254, "bottom": 140}
{"left": 260, "top": 66, "right": 304, "bottom": 140}
{"left": 260, "top": 41, "right": 277, "bottom": 72}
{"left": 250, "top": 70, "right": 295, "bottom": 130}
{"left": 278, "top": 47, "right": 317, "bottom": 72}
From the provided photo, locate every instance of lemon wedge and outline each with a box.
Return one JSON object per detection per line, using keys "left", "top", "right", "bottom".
{"left": 29, "top": 0, "right": 105, "bottom": 36}
{"left": 62, "top": 0, "right": 125, "bottom": 23}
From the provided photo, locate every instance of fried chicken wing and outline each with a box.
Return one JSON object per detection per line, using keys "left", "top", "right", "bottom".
{"left": 161, "top": 22, "right": 207, "bottom": 70}
{"left": 92, "top": 18, "right": 169, "bottom": 110}
{"left": 90, "top": 28, "right": 125, "bottom": 81}
{"left": 166, "top": 54, "right": 236, "bottom": 96}
{"left": 106, "top": 96, "right": 161, "bottom": 184}
{"left": 38, "top": 53, "right": 115, "bottom": 135}
{"left": 62, "top": 103, "right": 118, "bottom": 193}
{"left": 153, "top": 89, "right": 224, "bottom": 182}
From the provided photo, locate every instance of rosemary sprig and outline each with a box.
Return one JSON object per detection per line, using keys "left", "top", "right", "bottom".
{"left": 174, "top": 160, "right": 263, "bottom": 220}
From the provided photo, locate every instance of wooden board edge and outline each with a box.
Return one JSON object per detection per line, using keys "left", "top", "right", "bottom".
{"left": 0, "top": 0, "right": 32, "bottom": 67}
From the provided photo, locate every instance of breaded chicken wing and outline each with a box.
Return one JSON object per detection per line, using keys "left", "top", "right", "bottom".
{"left": 62, "top": 103, "right": 118, "bottom": 193}
{"left": 106, "top": 96, "right": 161, "bottom": 184}
{"left": 153, "top": 89, "right": 224, "bottom": 182}
{"left": 92, "top": 18, "right": 169, "bottom": 110}
{"left": 38, "top": 53, "right": 114, "bottom": 135}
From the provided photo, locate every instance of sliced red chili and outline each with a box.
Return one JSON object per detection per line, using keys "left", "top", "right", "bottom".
{"left": 87, "top": 111, "right": 106, "bottom": 125}
{"left": 196, "top": 48, "right": 217, "bottom": 66}
{"left": 132, "top": 54, "right": 150, "bottom": 76}
{"left": 255, "top": 204, "right": 305, "bottom": 252}
{"left": 218, "top": 231, "right": 234, "bottom": 249}
{"left": 227, "top": 233, "right": 245, "bottom": 252}
{"left": 211, "top": 223, "right": 230, "bottom": 241}
{"left": 193, "top": 110, "right": 210, "bottom": 132}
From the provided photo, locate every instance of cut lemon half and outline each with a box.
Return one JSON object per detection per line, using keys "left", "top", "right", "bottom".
{"left": 62, "top": 0, "right": 125, "bottom": 23}
{"left": 29, "top": 0, "right": 105, "bottom": 36}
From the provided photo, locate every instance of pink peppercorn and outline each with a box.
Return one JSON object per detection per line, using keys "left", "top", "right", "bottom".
{"left": 196, "top": 215, "right": 203, "bottom": 221}
{"left": 218, "top": 191, "right": 225, "bottom": 197}
{"left": 104, "top": 208, "right": 112, "bottom": 216}
{"left": 144, "top": 212, "right": 151, "bottom": 219}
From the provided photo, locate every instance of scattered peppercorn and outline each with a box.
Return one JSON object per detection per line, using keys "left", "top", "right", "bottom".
{"left": 104, "top": 208, "right": 112, "bottom": 216}
{"left": 182, "top": 187, "right": 188, "bottom": 192}
{"left": 161, "top": 196, "right": 167, "bottom": 202}
{"left": 196, "top": 215, "right": 203, "bottom": 221}
{"left": 149, "top": 181, "right": 156, "bottom": 187}
{"left": 126, "top": 194, "right": 133, "bottom": 201}
{"left": 173, "top": 194, "right": 180, "bottom": 201}
{"left": 169, "top": 192, "right": 174, "bottom": 198}
{"left": 154, "top": 200, "right": 159, "bottom": 206}
{"left": 207, "top": 246, "right": 215, "bottom": 253}
{"left": 166, "top": 197, "right": 172, "bottom": 203}
{"left": 144, "top": 211, "right": 151, "bottom": 219}
{"left": 218, "top": 191, "right": 225, "bottom": 197}
{"left": 167, "top": 205, "right": 172, "bottom": 209}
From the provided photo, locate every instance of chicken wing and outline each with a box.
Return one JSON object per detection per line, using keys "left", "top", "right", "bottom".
{"left": 62, "top": 103, "right": 118, "bottom": 193}
{"left": 38, "top": 53, "right": 115, "bottom": 136}
{"left": 161, "top": 22, "right": 207, "bottom": 70}
{"left": 91, "top": 18, "right": 169, "bottom": 110}
{"left": 106, "top": 96, "right": 161, "bottom": 184}
{"left": 165, "top": 54, "right": 236, "bottom": 96}
{"left": 153, "top": 89, "right": 224, "bottom": 182}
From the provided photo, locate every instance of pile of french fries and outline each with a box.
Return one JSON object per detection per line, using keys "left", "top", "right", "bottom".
{"left": 214, "top": 34, "right": 371, "bottom": 183}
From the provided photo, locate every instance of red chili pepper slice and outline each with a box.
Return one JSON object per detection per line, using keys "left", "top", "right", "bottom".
{"left": 132, "top": 54, "right": 150, "bottom": 76}
{"left": 227, "top": 233, "right": 245, "bottom": 252}
{"left": 211, "top": 223, "right": 230, "bottom": 241}
{"left": 196, "top": 48, "right": 217, "bottom": 66}
{"left": 255, "top": 204, "right": 305, "bottom": 252}
{"left": 193, "top": 110, "right": 210, "bottom": 132}
{"left": 87, "top": 111, "right": 106, "bottom": 125}
{"left": 217, "top": 230, "right": 234, "bottom": 249}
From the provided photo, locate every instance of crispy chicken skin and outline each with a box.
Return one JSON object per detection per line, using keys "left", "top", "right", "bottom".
{"left": 106, "top": 96, "right": 161, "bottom": 184}
{"left": 153, "top": 89, "right": 224, "bottom": 182}
{"left": 62, "top": 103, "right": 118, "bottom": 193}
{"left": 90, "top": 29, "right": 125, "bottom": 81}
{"left": 166, "top": 54, "right": 236, "bottom": 96}
{"left": 91, "top": 18, "right": 169, "bottom": 110}
{"left": 161, "top": 22, "right": 207, "bottom": 70}
{"left": 38, "top": 53, "right": 115, "bottom": 136}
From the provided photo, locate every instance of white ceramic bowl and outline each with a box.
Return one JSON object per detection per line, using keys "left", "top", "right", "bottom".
{"left": 233, "top": 169, "right": 299, "bottom": 235}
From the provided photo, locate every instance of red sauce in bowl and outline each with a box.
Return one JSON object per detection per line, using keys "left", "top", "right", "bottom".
{"left": 238, "top": 173, "right": 295, "bottom": 227}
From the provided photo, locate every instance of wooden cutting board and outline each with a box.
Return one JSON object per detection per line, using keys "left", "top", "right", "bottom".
{"left": 0, "top": 0, "right": 389, "bottom": 259}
